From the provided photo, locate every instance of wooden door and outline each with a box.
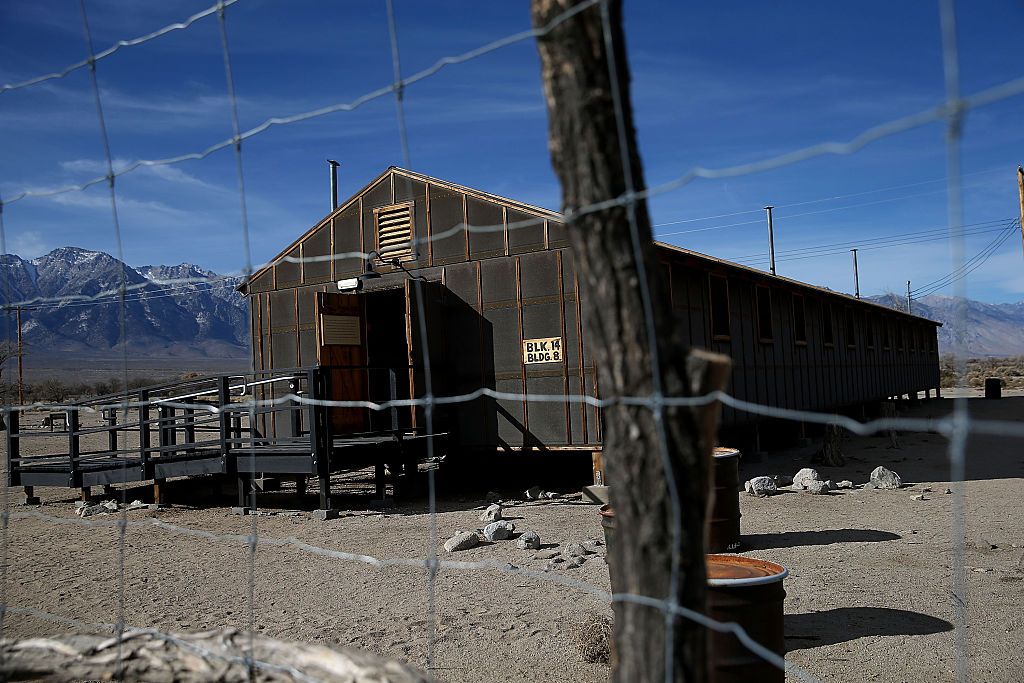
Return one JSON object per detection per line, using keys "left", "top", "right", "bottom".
{"left": 316, "top": 291, "right": 369, "bottom": 435}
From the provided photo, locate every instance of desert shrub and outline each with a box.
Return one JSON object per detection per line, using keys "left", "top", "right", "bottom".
{"left": 570, "top": 612, "right": 613, "bottom": 664}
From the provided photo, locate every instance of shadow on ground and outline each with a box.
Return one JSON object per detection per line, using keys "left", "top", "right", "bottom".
{"left": 785, "top": 607, "right": 953, "bottom": 651}
{"left": 742, "top": 528, "right": 900, "bottom": 550}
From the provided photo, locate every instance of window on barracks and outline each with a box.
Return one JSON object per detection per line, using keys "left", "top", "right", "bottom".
{"left": 756, "top": 285, "right": 773, "bottom": 342}
{"left": 822, "top": 302, "right": 835, "bottom": 346}
{"left": 845, "top": 307, "right": 857, "bottom": 348}
{"left": 709, "top": 275, "right": 731, "bottom": 339}
{"left": 792, "top": 294, "right": 807, "bottom": 344}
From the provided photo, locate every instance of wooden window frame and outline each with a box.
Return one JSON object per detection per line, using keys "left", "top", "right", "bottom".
{"left": 822, "top": 301, "right": 835, "bottom": 348}
{"left": 845, "top": 307, "right": 857, "bottom": 349}
{"left": 708, "top": 274, "right": 731, "bottom": 341}
{"left": 755, "top": 285, "right": 774, "bottom": 343}
{"left": 792, "top": 293, "right": 807, "bottom": 346}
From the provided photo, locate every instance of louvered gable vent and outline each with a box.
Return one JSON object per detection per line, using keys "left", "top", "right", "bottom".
{"left": 375, "top": 203, "right": 414, "bottom": 261}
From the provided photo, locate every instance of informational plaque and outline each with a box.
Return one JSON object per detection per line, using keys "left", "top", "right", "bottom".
{"left": 522, "top": 336, "right": 563, "bottom": 364}
{"left": 321, "top": 315, "right": 361, "bottom": 345}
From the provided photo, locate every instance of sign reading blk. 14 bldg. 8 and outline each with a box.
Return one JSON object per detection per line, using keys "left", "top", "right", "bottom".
{"left": 523, "top": 336, "right": 563, "bottom": 364}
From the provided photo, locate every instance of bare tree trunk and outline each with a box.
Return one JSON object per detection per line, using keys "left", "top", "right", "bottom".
{"left": 532, "top": 1, "right": 729, "bottom": 681}
{"left": 0, "top": 629, "right": 429, "bottom": 682}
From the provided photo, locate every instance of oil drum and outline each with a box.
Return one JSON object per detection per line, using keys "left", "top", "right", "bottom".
{"left": 709, "top": 447, "right": 742, "bottom": 552}
{"left": 706, "top": 554, "right": 787, "bottom": 683}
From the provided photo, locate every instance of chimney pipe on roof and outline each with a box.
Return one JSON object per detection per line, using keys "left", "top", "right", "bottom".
{"left": 327, "top": 159, "right": 340, "bottom": 211}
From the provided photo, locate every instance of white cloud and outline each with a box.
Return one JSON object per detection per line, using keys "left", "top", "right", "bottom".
{"left": 7, "top": 230, "right": 48, "bottom": 259}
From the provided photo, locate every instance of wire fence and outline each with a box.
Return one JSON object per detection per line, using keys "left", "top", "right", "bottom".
{"left": 0, "top": 0, "right": 1018, "bottom": 681}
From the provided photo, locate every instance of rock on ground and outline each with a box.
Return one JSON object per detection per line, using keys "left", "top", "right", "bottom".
{"left": 867, "top": 465, "right": 902, "bottom": 489}
{"left": 517, "top": 531, "right": 541, "bottom": 550}
{"left": 565, "top": 542, "right": 593, "bottom": 558}
{"left": 483, "top": 520, "right": 515, "bottom": 542}
{"left": 771, "top": 474, "right": 794, "bottom": 487}
{"left": 804, "top": 480, "right": 829, "bottom": 495}
{"left": 837, "top": 480, "right": 854, "bottom": 489}
{"left": 793, "top": 468, "right": 821, "bottom": 489}
{"left": 479, "top": 504, "right": 503, "bottom": 523}
{"left": 525, "top": 486, "right": 543, "bottom": 501}
{"left": 744, "top": 476, "right": 777, "bottom": 497}
{"left": 534, "top": 549, "right": 561, "bottom": 560}
{"left": 443, "top": 531, "right": 479, "bottom": 552}
{"left": 824, "top": 480, "right": 837, "bottom": 491}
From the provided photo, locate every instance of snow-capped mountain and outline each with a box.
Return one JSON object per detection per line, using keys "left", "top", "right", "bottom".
{"left": 0, "top": 247, "right": 248, "bottom": 359}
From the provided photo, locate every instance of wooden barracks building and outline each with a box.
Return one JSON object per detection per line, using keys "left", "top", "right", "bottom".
{"left": 239, "top": 167, "right": 941, "bottom": 482}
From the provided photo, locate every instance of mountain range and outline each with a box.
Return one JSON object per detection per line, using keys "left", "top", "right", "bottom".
{"left": 869, "top": 293, "right": 1024, "bottom": 358}
{"left": 1, "top": 247, "right": 1022, "bottom": 363}
{"left": 0, "top": 247, "right": 248, "bottom": 360}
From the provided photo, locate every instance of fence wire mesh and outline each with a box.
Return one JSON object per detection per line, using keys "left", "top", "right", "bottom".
{"left": 0, "top": 0, "right": 1016, "bottom": 681}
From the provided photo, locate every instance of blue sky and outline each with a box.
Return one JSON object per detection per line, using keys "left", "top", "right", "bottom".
{"left": 2, "top": 0, "right": 1023, "bottom": 302}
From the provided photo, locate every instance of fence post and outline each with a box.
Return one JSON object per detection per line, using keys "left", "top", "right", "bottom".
{"left": 183, "top": 398, "right": 196, "bottom": 453}
{"left": 310, "top": 368, "right": 333, "bottom": 511}
{"left": 67, "top": 407, "right": 80, "bottom": 488}
{"left": 289, "top": 377, "right": 301, "bottom": 439}
{"left": 138, "top": 390, "right": 150, "bottom": 476}
{"left": 217, "top": 376, "right": 232, "bottom": 469}
{"left": 5, "top": 407, "right": 19, "bottom": 487}
{"left": 105, "top": 407, "right": 117, "bottom": 453}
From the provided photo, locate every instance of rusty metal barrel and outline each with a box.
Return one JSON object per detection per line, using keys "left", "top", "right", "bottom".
{"left": 706, "top": 554, "right": 787, "bottom": 683}
{"left": 709, "top": 447, "right": 742, "bottom": 552}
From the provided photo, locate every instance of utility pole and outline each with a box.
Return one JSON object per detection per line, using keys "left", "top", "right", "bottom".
{"left": 764, "top": 205, "right": 777, "bottom": 275}
{"left": 1017, "top": 166, "right": 1024, "bottom": 258}
{"left": 906, "top": 280, "right": 912, "bottom": 314}
{"left": 16, "top": 305, "right": 24, "bottom": 404}
{"left": 851, "top": 248, "right": 860, "bottom": 299}
{"left": 327, "top": 159, "right": 340, "bottom": 212}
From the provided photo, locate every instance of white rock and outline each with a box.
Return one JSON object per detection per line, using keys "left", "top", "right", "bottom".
{"left": 869, "top": 465, "right": 902, "bottom": 490}
{"left": 76, "top": 504, "right": 106, "bottom": 518}
{"left": 793, "top": 468, "right": 821, "bottom": 489}
{"left": 837, "top": 480, "right": 854, "bottom": 489}
{"left": 517, "top": 531, "right": 541, "bottom": 550}
{"left": 443, "top": 531, "right": 479, "bottom": 552}
{"left": 804, "top": 480, "right": 829, "bottom": 495}
{"left": 100, "top": 500, "right": 119, "bottom": 512}
{"left": 483, "top": 520, "right": 515, "bottom": 541}
{"left": 823, "top": 480, "right": 837, "bottom": 490}
{"left": 479, "top": 504, "right": 503, "bottom": 523}
{"left": 525, "top": 486, "right": 543, "bottom": 501}
{"left": 911, "top": 494, "right": 927, "bottom": 501}
{"left": 744, "top": 476, "right": 777, "bottom": 497}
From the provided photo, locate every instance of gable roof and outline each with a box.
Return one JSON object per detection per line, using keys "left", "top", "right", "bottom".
{"left": 238, "top": 167, "right": 939, "bottom": 326}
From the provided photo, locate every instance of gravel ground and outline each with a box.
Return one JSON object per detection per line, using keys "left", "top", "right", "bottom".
{"left": 2, "top": 390, "right": 1022, "bottom": 682}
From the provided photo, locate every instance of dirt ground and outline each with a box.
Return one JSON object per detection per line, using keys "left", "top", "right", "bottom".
{"left": 1, "top": 390, "right": 1022, "bottom": 682}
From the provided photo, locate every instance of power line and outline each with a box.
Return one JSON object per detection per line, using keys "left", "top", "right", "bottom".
{"left": 651, "top": 165, "right": 1006, "bottom": 228}
{"left": 728, "top": 218, "right": 1013, "bottom": 263}
{"left": 912, "top": 220, "right": 1019, "bottom": 296}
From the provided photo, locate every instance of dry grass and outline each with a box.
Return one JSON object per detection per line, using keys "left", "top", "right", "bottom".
{"left": 570, "top": 612, "right": 613, "bottom": 664}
